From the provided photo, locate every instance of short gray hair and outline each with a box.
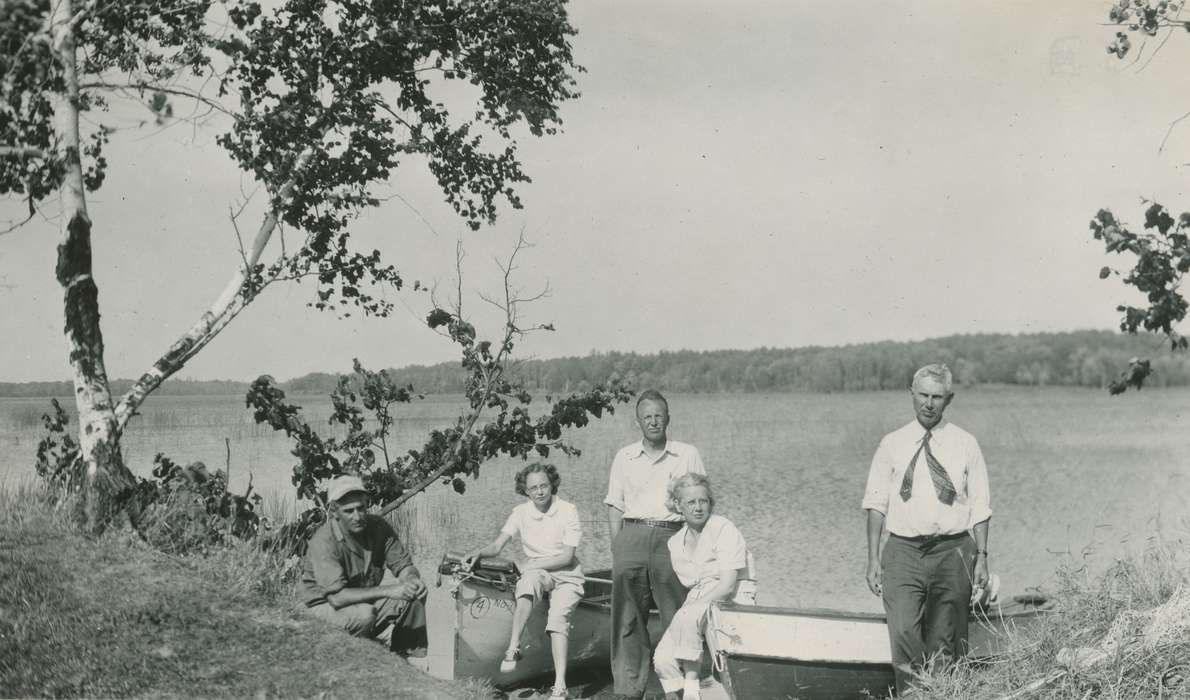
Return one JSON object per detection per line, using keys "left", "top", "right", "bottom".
{"left": 912, "top": 363, "right": 953, "bottom": 394}
{"left": 666, "top": 472, "right": 714, "bottom": 515}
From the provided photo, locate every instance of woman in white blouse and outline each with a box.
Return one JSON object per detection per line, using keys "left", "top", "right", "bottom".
{"left": 653, "top": 473, "right": 756, "bottom": 700}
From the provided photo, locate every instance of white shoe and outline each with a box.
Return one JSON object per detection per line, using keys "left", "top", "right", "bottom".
{"left": 500, "top": 647, "right": 521, "bottom": 673}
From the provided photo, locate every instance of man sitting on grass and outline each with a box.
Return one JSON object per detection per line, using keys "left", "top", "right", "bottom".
{"left": 299, "top": 475, "right": 429, "bottom": 659}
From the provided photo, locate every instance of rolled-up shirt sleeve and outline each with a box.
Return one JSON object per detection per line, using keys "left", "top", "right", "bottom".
{"left": 307, "top": 534, "right": 348, "bottom": 597}
{"left": 965, "top": 438, "right": 993, "bottom": 527}
{"left": 688, "top": 447, "right": 707, "bottom": 476}
{"left": 381, "top": 520, "right": 414, "bottom": 576}
{"left": 861, "top": 438, "right": 892, "bottom": 514}
{"left": 603, "top": 454, "right": 626, "bottom": 512}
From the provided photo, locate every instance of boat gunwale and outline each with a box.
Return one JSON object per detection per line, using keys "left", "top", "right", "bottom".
{"left": 714, "top": 599, "right": 1049, "bottom": 622}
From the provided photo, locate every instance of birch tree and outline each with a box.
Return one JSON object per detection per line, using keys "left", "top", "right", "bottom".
{"left": 0, "top": 0, "right": 582, "bottom": 529}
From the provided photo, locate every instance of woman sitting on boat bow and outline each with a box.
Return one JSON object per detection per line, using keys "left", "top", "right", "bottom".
{"left": 654, "top": 473, "right": 756, "bottom": 700}
{"left": 464, "top": 463, "right": 583, "bottom": 700}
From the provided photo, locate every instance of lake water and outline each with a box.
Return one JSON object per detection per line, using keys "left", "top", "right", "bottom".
{"left": 2, "top": 387, "right": 1187, "bottom": 614}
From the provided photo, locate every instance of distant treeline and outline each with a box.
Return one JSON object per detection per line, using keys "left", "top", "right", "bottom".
{"left": 288, "top": 330, "right": 1190, "bottom": 394}
{"left": 4, "top": 330, "right": 1187, "bottom": 398}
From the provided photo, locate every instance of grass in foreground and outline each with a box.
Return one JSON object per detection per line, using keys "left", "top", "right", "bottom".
{"left": 0, "top": 483, "right": 487, "bottom": 699}
{"left": 913, "top": 537, "right": 1190, "bottom": 700}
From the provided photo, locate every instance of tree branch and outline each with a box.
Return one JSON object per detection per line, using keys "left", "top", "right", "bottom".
{"left": 1159, "top": 109, "right": 1190, "bottom": 155}
{"left": 378, "top": 234, "right": 545, "bottom": 516}
{"left": 0, "top": 146, "right": 48, "bottom": 158}
{"left": 113, "top": 145, "right": 319, "bottom": 430}
{"left": 77, "top": 81, "right": 235, "bottom": 118}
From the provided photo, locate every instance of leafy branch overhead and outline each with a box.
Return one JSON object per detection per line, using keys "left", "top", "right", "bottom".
{"left": 1105, "top": 0, "right": 1188, "bottom": 60}
{"left": 1089, "top": 204, "right": 1189, "bottom": 393}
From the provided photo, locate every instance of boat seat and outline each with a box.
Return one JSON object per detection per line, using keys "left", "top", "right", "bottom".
{"left": 438, "top": 550, "right": 521, "bottom": 583}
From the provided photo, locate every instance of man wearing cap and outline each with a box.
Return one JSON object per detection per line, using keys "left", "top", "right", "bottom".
{"left": 862, "top": 364, "right": 991, "bottom": 695}
{"left": 605, "top": 389, "right": 706, "bottom": 699}
{"left": 299, "top": 475, "right": 429, "bottom": 657}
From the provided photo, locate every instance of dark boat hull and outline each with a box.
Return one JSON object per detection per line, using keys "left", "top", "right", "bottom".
{"left": 446, "top": 563, "right": 662, "bottom": 687}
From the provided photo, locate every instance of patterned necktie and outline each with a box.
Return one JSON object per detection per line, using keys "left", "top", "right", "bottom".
{"left": 898, "top": 429, "right": 957, "bottom": 505}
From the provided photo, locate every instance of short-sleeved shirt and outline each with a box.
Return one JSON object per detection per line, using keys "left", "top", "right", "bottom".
{"left": 501, "top": 497, "right": 581, "bottom": 560}
{"left": 667, "top": 514, "right": 754, "bottom": 589}
{"left": 861, "top": 419, "right": 993, "bottom": 537}
{"left": 604, "top": 440, "right": 706, "bottom": 521}
{"left": 298, "top": 514, "right": 413, "bottom": 606}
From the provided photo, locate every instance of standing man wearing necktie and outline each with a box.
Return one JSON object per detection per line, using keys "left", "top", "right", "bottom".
{"left": 605, "top": 389, "right": 706, "bottom": 699}
{"left": 861, "top": 364, "right": 991, "bottom": 695}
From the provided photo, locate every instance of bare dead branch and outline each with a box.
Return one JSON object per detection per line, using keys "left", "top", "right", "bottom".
{"left": 1135, "top": 27, "right": 1174, "bottom": 73}
{"left": 1159, "top": 109, "right": 1190, "bottom": 154}
{"left": 455, "top": 239, "right": 466, "bottom": 318}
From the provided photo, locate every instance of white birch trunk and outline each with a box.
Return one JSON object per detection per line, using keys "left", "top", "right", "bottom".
{"left": 51, "top": 0, "right": 137, "bottom": 530}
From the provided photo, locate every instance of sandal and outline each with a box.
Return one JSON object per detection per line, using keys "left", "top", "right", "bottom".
{"left": 548, "top": 686, "right": 568, "bottom": 699}
{"left": 499, "top": 647, "right": 521, "bottom": 673}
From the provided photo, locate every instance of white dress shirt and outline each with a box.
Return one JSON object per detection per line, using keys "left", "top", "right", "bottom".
{"left": 604, "top": 440, "right": 706, "bottom": 521}
{"left": 861, "top": 419, "right": 992, "bottom": 537}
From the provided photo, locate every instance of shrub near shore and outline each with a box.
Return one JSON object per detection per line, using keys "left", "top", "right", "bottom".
{"left": 0, "top": 482, "right": 485, "bottom": 699}
{"left": 914, "top": 538, "right": 1190, "bottom": 699}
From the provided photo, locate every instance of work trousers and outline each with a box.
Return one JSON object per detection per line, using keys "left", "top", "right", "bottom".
{"left": 308, "top": 589, "right": 428, "bottom": 657}
{"left": 611, "top": 522, "right": 688, "bottom": 697}
{"left": 881, "top": 533, "right": 976, "bottom": 696}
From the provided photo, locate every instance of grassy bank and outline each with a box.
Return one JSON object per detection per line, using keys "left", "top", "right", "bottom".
{"left": 0, "top": 483, "right": 484, "bottom": 699}
{"left": 915, "top": 538, "right": 1190, "bottom": 699}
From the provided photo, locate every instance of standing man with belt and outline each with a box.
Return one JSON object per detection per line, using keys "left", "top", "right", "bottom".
{"left": 605, "top": 389, "right": 707, "bottom": 699}
{"left": 862, "top": 364, "right": 991, "bottom": 695}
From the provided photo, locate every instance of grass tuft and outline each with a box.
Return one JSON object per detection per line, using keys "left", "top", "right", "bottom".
{"left": 913, "top": 537, "right": 1190, "bottom": 700}
{"left": 0, "top": 484, "right": 483, "bottom": 699}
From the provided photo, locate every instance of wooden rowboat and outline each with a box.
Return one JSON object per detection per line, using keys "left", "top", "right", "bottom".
{"left": 436, "top": 553, "right": 662, "bottom": 688}
{"left": 706, "top": 596, "right": 1053, "bottom": 700}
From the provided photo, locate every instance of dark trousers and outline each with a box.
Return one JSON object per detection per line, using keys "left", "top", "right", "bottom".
{"left": 881, "top": 534, "right": 975, "bottom": 695}
{"left": 611, "top": 522, "right": 688, "bottom": 697}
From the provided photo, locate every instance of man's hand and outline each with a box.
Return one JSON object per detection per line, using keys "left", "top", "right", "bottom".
{"left": 865, "top": 559, "right": 883, "bottom": 597}
{"left": 385, "top": 578, "right": 426, "bottom": 602}
{"left": 973, "top": 554, "right": 989, "bottom": 590}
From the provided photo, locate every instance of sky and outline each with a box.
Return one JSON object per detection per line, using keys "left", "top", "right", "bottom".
{"left": 2, "top": 1, "right": 1189, "bottom": 382}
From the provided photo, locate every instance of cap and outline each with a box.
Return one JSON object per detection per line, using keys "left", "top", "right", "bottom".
{"left": 326, "top": 475, "right": 368, "bottom": 504}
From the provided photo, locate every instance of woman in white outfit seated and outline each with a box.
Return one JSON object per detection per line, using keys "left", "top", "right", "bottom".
{"left": 653, "top": 473, "right": 756, "bottom": 700}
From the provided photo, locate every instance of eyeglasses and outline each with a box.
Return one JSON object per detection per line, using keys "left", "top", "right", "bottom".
{"left": 526, "top": 484, "right": 552, "bottom": 494}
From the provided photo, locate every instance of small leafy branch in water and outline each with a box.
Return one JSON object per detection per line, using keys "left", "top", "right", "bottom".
{"left": 35, "top": 399, "right": 82, "bottom": 493}
{"left": 247, "top": 238, "right": 633, "bottom": 535}
{"left": 1089, "top": 204, "right": 1188, "bottom": 393}
{"left": 135, "top": 454, "right": 264, "bottom": 554}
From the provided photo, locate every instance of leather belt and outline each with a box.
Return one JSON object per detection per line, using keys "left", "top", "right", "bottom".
{"left": 891, "top": 531, "right": 969, "bottom": 544}
{"left": 623, "top": 517, "right": 682, "bottom": 531}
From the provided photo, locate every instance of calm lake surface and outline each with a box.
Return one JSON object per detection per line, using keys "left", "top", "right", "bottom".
{"left": 2, "top": 387, "right": 1187, "bottom": 612}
